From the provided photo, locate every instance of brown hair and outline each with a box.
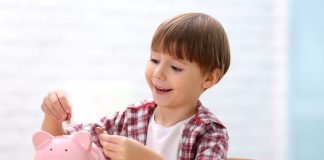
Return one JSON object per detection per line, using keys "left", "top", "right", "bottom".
{"left": 151, "top": 13, "right": 230, "bottom": 82}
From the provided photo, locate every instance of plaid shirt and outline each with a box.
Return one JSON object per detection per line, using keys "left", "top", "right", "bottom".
{"left": 66, "top": 100, "right": 229, "bottom": 160}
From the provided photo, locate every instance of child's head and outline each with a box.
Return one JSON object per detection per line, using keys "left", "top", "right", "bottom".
{"left": 145, "top": 13, "right": 230, "bottom": 108}
{"left": 151, "top": 12, "right": 230, "bottom": 82}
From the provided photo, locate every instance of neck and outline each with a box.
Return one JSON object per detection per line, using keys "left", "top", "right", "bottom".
{"left": 154, "top": 102, "right": 197, "bottom": 127}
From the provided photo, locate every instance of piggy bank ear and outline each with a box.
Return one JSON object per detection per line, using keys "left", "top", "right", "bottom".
{"left": 32, "top": 130, "right": 53, "bottom": 149}
{"left": 72, "top": 131, "right": 92, "bottom": 151}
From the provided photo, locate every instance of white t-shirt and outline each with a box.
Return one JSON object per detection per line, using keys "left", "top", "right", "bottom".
{"left": 146, "top": 111, "right": 194, "bottom": 160}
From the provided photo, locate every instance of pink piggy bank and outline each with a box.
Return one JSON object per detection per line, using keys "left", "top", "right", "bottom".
{"left": 32, "top": 130, "right": 105, "bottom": 160}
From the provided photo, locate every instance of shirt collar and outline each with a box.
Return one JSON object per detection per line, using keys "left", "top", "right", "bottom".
{"left": 129, "top": 99, "right": 225, "bottom": 128}
{"left": 194, "top": 100, "right": 225, "bottom": 128}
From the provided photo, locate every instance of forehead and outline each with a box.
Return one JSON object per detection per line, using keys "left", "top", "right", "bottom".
{"left": 151, "top": 51, "right": 188, "bottom": 63}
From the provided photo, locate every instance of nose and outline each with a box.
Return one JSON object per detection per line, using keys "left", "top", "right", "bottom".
{"left": 153, "top": 65, "right": 166, "bottom": 81}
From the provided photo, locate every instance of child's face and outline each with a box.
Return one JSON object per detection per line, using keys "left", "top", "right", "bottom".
{"left": 145, "top": 51, "right": 208, "bottom": 109}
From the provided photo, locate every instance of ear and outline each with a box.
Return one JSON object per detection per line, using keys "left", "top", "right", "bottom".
{"left": 32, "top": 130, "right": 54, "bottom": 149}
{"left": 202, "top": 69, "right": 221, "bottom": 89}
{"left": 72, "top": 131, "right": 92, "bottom": 151}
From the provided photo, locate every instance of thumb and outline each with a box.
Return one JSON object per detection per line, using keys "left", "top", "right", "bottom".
{"left": 95, "top": 126, "right": 106, "bottom": 135}
{"left": 95, "top": 127, "right": 110, "bottom": 141}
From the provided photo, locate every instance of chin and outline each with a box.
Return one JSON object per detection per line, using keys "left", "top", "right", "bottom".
{"left": 152, "top": 97, "right": 167, "bottom": 106}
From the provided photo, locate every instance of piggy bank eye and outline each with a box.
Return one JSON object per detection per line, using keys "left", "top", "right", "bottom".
{"left": 49, "top": 148, "right": 53, "bottom": 151}
{"left": 65, "top": 149, "right": 68, "bottom": 152}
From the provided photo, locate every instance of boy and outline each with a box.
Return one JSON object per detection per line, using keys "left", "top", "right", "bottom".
{"left": 40, "top": 12, "right": 230, "bottom": 160}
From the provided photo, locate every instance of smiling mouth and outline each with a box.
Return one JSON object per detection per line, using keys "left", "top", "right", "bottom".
{"left": 154, "top": 85, "right": 173, "bottom": 93}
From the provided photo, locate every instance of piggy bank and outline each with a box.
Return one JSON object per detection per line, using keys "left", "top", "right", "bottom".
{"left": 32, "top": 130, "right": 105, "bottom": 160}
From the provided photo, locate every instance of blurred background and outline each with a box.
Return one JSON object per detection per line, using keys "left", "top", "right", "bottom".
{"left": 0, "top": 0, "right": 323, "bottom": 159}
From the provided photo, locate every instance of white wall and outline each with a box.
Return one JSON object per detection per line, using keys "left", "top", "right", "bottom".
{"left": 0, "top": 0, "right": 288, "bottom": 159}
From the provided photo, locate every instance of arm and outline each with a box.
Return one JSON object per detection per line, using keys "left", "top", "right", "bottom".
{"left": 40, "top": 91, "right": 71, "bottom": 136}
{"left": 195, "top": 129, "right": 229, "bottom": 160}
{"left": 195, "top": 138, "right": 228, "bottom": 160}
{"left": 41, "top": 115, "right": 67, "bottom": 136}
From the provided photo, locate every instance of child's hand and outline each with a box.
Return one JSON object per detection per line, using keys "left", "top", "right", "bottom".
{"left": 41, "top": 91, "right": 72, "bottom": 123}
{"left": 97, "top": 130, "right": 163, "bottom": 160}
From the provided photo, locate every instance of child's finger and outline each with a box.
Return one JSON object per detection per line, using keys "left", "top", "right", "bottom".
{"left": 98, "top": 133, "right": 118, "bottom": 144}
{"left": 41, "top": 98, "right": 50, "bottom": 114}
{"left": 45, "top": 103, "right": 60, "bottom": 122}
{"left": 56, "top": 91, "right": 72, "bottom": 113}
{"left": 48, "top": 92, "right": 66, "bottom": 121}
{"left": 104, "top": 135, "right": 123, "bottom": 144}
{"left": 96, "top": 129, "right": 121, "bottom": 145}
{"left": 41, "top": 102, "right": 58, "bottom": 121}
{"left": 44, "top": 97, "right": 59, "bottom": 120}
{"left": 95, "top": 127, "right": 105, "bottom": 135}
{"left": 100, "top": 140, "right": 119, "bottom": 152}
{"left": 102, "top": 147, "right": 117, "bottom": 159}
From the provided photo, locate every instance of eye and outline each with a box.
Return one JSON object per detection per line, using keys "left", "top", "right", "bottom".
{"left": 150, "top": 58, "right": 159, "bottom": 64}
{"left": 49, "top": 148, "right": 53, "bottom": 151}
{"left": 65, "top": 149, "right": 68, "bottom": 152}
{"left": 171, "top": 66, "right": 183, "bottom": 72}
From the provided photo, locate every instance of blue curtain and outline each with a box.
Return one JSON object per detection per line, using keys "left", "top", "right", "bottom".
{"left": 290, "top": 0, "right": 324, "bottom": 159}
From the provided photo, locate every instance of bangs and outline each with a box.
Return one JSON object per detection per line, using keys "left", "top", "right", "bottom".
{"left": 151, "top": 38, "right": 191, "bottom": 61}
{"left": 151, "top": 15, "right": 200, "bottom": 62}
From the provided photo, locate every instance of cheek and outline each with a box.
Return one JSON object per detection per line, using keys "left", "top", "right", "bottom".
{"left": 145, "top": 64, "right": 153, "bottom": 82}
{"left": 180, "top": 76, "right": 204, "bottom": 92}
{"left": 172, "top": 75, "right": 189, "bottom": 90}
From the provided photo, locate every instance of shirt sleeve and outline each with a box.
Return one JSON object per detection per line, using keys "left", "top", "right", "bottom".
{"left": 65, "top": 111, "right": 121, "bottom": 148}
{"left": 195, "top": 128, "right": 229, "bottom": 160}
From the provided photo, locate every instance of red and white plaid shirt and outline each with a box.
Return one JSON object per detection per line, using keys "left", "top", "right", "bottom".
{"left": 66, "top": 100, "right": 229, "bottom": 160}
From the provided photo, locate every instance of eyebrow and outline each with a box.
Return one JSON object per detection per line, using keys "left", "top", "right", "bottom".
{"left": 174, "top": 58, "right": 188, "bottom": 65}
{"left": 151, "top": 51, "right": 188, "bottom": 65}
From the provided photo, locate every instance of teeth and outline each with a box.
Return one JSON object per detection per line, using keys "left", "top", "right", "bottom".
{"left": 156, "top": 86, "right": 170, "bottom": 91}
{"left": 158, "top": 87, "right": 167, "bottom": 90}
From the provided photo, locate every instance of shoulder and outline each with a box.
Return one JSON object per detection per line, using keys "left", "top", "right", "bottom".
{"left": 194, "top": 101, "right": 226, "bottom": 129}
{"left": 126, "top": 99, "right": 157, "bottom": 113}
{"left": 182, "top": 102, "right": 228, "bottom": 159}
{"left": 192, "top": 101, "right": 229, "bottom": 144}
{"left": 126, "top": 99, "right": 157, "bottom": 110}
{"left": 98, "top": 99, "right": 157, "bottom": 135}
{"left": 122, "top": 99, "right": 157, "bottom": 118}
